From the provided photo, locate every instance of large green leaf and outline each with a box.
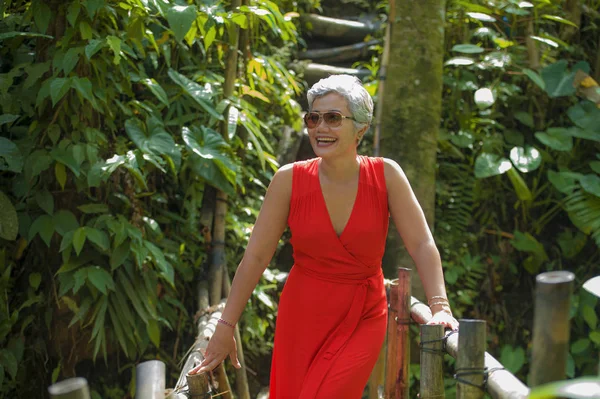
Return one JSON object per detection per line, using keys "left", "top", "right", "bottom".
{"left": 141, "top": 79, "right": 169, "bottom": 107}
{"left": 86, "top": 266, "right": 115, "bottom": 294}
{"left": 452, "top": 44, "right": 484, "bottom": 54}
{"left": 0, "top": 191, "right": 18, "bottom": 240}
{"left": 535, "top": 128, "right": 573, "bottom": 151}
{"left": 0, "top": 138, "right": 23, "bottom": 173}
{"left": 125, "top": 118, "right": 178, "bottom": 163}
{"left": 50, "top": 77, "right": 71, "bottom": 106}
{"left": 52, "top": 210, "right": 79, "bottom": 236}
{"left": 540, "top": 60, "right": 578, "bottom": 98}
{"left": 499, "top": 345, "right": 525, "bottom": 374}
{"left": 474, "top": 153, "right": 512, "bottom": 178}
{"left": 35, "top": 190, "right": 54, "bottom": 215}
{"left": 165, "top": 5, "right": 197, "bottom": 42}
{"left": 580, "top": 174, "right": 600, "bottom": 197}
{"left": 548, "top": 170, "right": 582, "bottom": 194}
{"left": 167, "top": 69, "right": 223, "bottom": 120}
{"left": 567, "top": 101, "right": 600, "bottom": 133}
{"left": 509, "top": 146, "right": 541, "bottom": 173}
{"left": 28, "top": 215, "right": 54, "bottom": 247}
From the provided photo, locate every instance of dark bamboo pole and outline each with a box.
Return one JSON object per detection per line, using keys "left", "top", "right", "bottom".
{"left": 48, "top": 378, "right": 90, "bottom": 399}
{"left": 223, "top": 269, "right": 252, "bottom": 399}
{"left": 373, "top": 0, "right": 394, "bottom": 157}
{"left": 456, "top": 320, "right": 486, "bottom": 399}
{"left": 397, "top": 268, "right": 411, "bottom": 398}
{"left": 384, "top": 281, "right": 399, "bottom": 398}
{"left": 209, "top": 191, "right": 227, "bottom": 306}
{"left": 529, "top": 271, "right": 575, "bottom": 387}
{"left": 420, "top": 324, "right": 445, "bottom": 399}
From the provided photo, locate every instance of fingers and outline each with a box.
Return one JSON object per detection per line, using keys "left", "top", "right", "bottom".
{"left": 230, "top": 349, "right": 241, "bottom": 369}
{"left": 188, "top": 353, "right": 223, "bottom": 375}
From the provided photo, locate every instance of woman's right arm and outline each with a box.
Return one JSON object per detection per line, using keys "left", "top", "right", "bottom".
{"left": 190, "top": 163, "right": 293, "bottom": 373}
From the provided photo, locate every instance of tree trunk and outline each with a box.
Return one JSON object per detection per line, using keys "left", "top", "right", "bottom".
{"left": 379, "top": 0, "right": 447, "bottom": 302}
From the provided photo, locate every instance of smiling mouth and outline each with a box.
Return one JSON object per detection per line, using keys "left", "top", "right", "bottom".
{"left": 316, "top": 137, "right": 337, "bottom": 144}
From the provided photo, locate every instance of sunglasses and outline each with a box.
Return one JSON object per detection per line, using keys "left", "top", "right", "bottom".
{"left": 303, "top": 111, "right": 356, "bottom": 128}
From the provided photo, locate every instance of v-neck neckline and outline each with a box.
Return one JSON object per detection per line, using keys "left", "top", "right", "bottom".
{"left": 317, "top": 156, "right": 363, "bottom": 240}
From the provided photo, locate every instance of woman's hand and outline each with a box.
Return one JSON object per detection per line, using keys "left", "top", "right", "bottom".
{"left": 427, "top": 310, "right": 459, "bottom": 331}
{"left": 189, "top": 324, "right": 241, "bottom": 375}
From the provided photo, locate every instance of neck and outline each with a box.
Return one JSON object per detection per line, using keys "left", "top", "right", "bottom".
{"left": 319, "top": 152, "right": 360, "bottom": 182}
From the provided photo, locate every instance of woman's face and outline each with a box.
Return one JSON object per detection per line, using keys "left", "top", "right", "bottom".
{"left": 306, "top": 92, "right": 362, "bottom": 159}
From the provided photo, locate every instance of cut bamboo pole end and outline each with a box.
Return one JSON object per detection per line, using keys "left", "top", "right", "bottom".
{"left": 186, "top": 372, "right": 210, "bottom": 398}
{"left": 48, "top": 378, "right": 90, "bottom": 399}
{"left": 456, "top": 320, "right": 486, "bottom": 399}
{"left": 529, "top": 271, "right": 575, "bottom": 387}
{"left": 420, "top": 324, "right": 445, "bottom": 399}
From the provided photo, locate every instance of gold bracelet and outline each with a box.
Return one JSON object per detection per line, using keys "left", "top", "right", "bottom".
{"left": 429, "top": 301, "right": 450, "bottom": 307}
{"left": 428, "top": 296, "right": 448, "bottom": 304}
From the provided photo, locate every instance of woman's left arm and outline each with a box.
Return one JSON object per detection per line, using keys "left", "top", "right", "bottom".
{"left": 383, "top": 158, "right": 458, "bottom": 330}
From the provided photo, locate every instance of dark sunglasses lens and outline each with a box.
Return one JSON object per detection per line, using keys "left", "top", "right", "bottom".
{"left": 305, "top": 113, "right": 320, "bottom": 128}
{"left": 323, "top": 112, "right": 342, "bottom": 126}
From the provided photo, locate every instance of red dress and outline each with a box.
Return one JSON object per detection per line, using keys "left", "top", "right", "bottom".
{"left": 269, "top": 156, "right": 389, "bottom": 398}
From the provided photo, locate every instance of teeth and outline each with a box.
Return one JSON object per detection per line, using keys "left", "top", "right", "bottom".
{"left": 317, "top": 138, "right": 336, "bottom": 142}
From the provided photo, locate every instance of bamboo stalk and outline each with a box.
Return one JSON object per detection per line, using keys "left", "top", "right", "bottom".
{"left": 298, "top": 39, "right": 381, "bottom": 64}
{"left": 410, "top": 298, "right": 530, "bottom": 399}
{"left": 373, "top": 0, "right": 394, "bottom": 157}
{"left": 419, "top": 324, "right": 445, "bottom": 399}
{"left": 529, "top": 271, "right": 575, "bottom": 387}
{"left": 526, "top": 19, "right": 540, "bottom": 70}
{"left": 48, "top": 378, "right": 90, "bottom": 399}
{"left": 301, "top": 13, "right": 381, "bottom": 44}
{"left": 186, "top": 372, "right": 210, "bottom": 398}
{"left": 384, "top": 281, "right": 399, "bottom": 398}
{"left": 396, "top": 268, "right": 411, "bottom": 398}
{"left": 223, "top": 267, "right": 251, "bottom": 399}
{"left": 135, "top": 360, "right": 165, "bottom": 399}
{"left": 456, "top": 320, "right": 486, "bottom": 399}
{"left": 300, "top": 63, "right": 371, "bottom": 87}
{"left": 210, "top": 191, "right": 228, "bottom": 306}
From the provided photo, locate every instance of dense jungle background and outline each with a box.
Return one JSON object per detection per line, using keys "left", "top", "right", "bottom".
{"left": 0, "top": 0, "right": 599, "bottom": 397}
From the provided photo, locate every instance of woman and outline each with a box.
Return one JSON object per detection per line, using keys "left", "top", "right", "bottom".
{"left": 190, "top": 75, "right": 458, "bottom": 398}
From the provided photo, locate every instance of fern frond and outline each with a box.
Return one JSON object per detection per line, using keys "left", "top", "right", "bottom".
{"left": 565, "top": 189, "right": 600, "bottom": 247}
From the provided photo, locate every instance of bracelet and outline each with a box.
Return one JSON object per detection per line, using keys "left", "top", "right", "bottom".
{"left": 218, "top": 318, "right": 235, "bottom": 328}
{"left": 428, "top": 296, "right": 448, "bottom": 304}
{"left": 429, "top": 301, "right": 450, "bottom": 307}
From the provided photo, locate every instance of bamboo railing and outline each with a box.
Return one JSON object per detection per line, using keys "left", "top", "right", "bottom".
{"left": 391, "top": 269, "right": 577, "bottom": 399}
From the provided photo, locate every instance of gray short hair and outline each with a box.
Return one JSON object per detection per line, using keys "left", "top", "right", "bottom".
{"left": 307, "top": 75, "right": 373, "bottom": 131}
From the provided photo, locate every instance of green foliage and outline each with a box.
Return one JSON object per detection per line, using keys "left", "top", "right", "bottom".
{"left": 0, "top": 0, "right": 301, "bottom": 395}
{"left": 433, "top": 0, "right": 600, "bottom": 390}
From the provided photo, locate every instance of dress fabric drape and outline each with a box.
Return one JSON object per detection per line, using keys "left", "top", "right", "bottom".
{"left": 269, "top": 156, "right": 390, "bottom": 399}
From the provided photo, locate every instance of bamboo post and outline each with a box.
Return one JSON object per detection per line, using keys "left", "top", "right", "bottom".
{"left": 529, "top": 271, "right": 575, "bottom": 387}
{"left": 186, "top": 372, "right": 210, "bottom": 398}
{"left": 223, "top": 269, "right": 251, "bottom": 399}
{"left": 135, "top": 360, "right": 165, "bottom": 399}
{"left": 385, "top": 281, "right": 399, "bottom": 398}
{"left": 48, "top": 378, "right": 90, "bottom": 399}
{"left": 456, "top": 320, "right": 486, "bottom": 399}
{"left": 373, "top": 0, "right": 394, "bottom": 157}
{"left": 420, "top": 324, "right": 445, "bottom": 399}
{"left": 396, "top": 268, "right": 411, "bottom": 399}
{"left": 389, "top": 268, "right": 411, "bottom": 398}
{"left": 410, "top": 298, "right": 530, "bottom": 398}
